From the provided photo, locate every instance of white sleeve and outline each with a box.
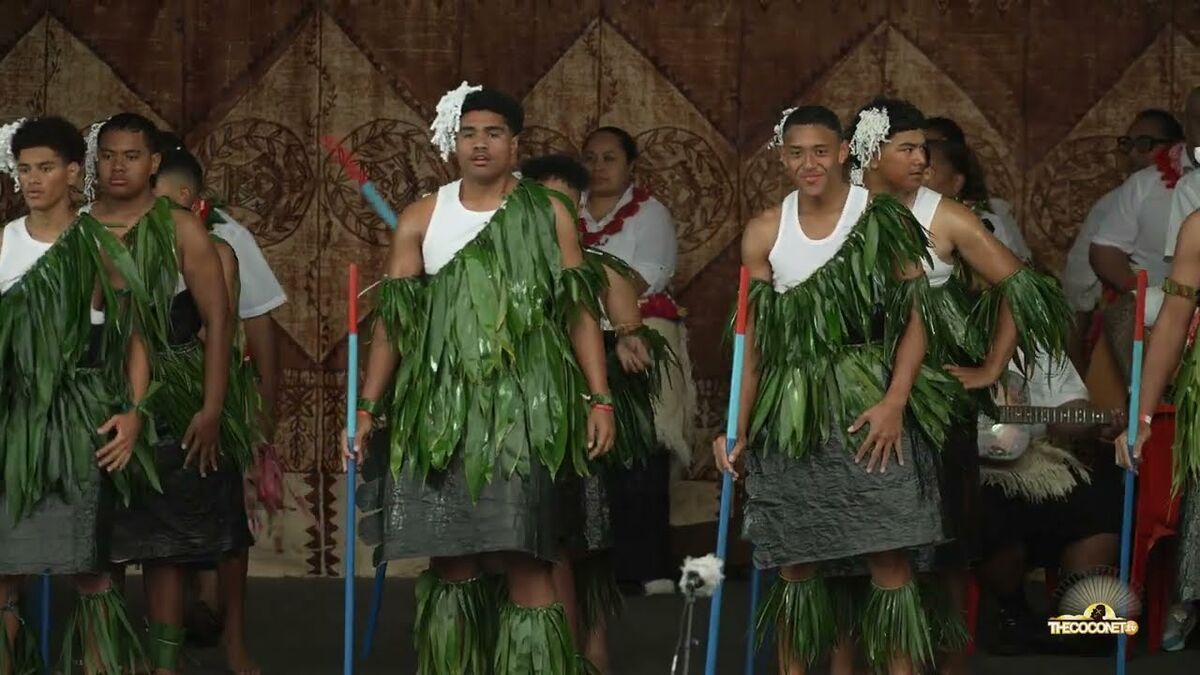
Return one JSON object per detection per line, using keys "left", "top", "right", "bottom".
{"left": 1090, "top": 173, "right": 1145, "bottom": 254}
{"left": 214, "top": 216, "right": 287, "bottom": 319}
{"left": 982, "top": 210, "right": 1032, "bottom": 262}
{"left": 630, "top": 200, "right": 678, "bottom": 294}
{"left": 1166, "top": 173, "right": 1200, "bottom": 259}
{"left": 1025, "top": 358, "right": 1089, "bottom": 409}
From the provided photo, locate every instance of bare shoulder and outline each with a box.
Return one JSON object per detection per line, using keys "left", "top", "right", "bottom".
{"left": 1177, "top": 210, "right": 1200, "bottom": 253}
{"left": 399, "top": 192, "right": 437, "bottom": 231}
{"left": 932, "top": 196, "right": 985, "bottom": 236}
{"left": 168, "top": 207, "right": 210, "bottom": 245}
{"left": 745, "top": 206, "right": 780, "bottom": 241}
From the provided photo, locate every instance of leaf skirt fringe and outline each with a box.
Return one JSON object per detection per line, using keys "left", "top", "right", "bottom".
{"left": 414, "top": 571, "right": 500, "bottom": 675}
{"left": 494, "top": 601, "right": 577, "bottom": 675}
{"left": 754, "top": 574, "right": 836, "bottom": 667}
{"left": 860, "top": 580, "right": 934, "bottom": 670}
{"left": 574, "top": 553, "right": 623, "bottom": 634}
{"left": 58, "top": 587, "right": 147, "bottom": 675}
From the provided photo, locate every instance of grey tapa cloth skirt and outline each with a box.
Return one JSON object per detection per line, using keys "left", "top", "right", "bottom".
{"left": 357, "top": 430, "right": 568, "bottom": 565}
{"left": 744, "top": 423, "right": 946, "bottom": 570}
{"left": 0, "top": 463, "right": 112, "bottom": 575}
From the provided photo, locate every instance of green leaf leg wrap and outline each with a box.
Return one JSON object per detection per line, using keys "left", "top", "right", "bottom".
{"left": 494, "top": 601, "right": 577, "bottom": 675}
{"left": 860, "top": 580, "right": 935, "bottom": 670}
{"left": 755, "top": 574, "right": 836, "bottom": 667}
{"left": 414, "top": 571, "right": 500, "bottom": 675}
{"left": 59, "top": 587, "right": 148, "bottom": 674}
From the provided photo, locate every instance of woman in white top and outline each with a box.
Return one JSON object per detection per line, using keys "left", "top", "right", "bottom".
{"left": 580, "top": 127, "right": 696, "bottom": 596}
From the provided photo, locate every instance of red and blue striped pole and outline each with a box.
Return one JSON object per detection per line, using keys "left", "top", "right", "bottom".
{"left": 323, "top": 137, "right": 399, "bottom": 664}
{"left": 1117, "top": 269, "right": 1147, "bottom": 674}
{"left": 705, "top": 267, "right": 753, "bottom": 675}
{"left": 343, "top": 264, "right": 360, "bottom": 675}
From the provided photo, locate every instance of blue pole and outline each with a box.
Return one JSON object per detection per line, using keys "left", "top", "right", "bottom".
{"left": 1116, "top": 271, "right": 1147, "bottom": 675}
{"left": 705, "top": 271, "right": 750, "bottom": 675}
{"left": 361, "top": 562, "right": 389, "bottom": 660}
{"left": 39, "top": 573, "right": 50, "bottom": 671}
{"left": 1116, "top": 340, "right": 1143, "bottom": 674}
{"left": 343, "top": 266, "right": 360, "bottom": 675}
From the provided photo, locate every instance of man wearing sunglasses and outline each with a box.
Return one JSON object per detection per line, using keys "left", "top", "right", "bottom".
{"left": 1064, "top": 110, "right": 1183, "bottom": 371}
{"left": 1089, "top": 105, "right": 1192, "bottom": 381}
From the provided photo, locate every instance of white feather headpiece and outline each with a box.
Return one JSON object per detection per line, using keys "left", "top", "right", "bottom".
{"left": 848, "top": 107, "right": 891, "bottom": 186}
{"left": 678, "top": 554, "right": 724, "bottom": 598}
{"left": 82, "top": 119, "right": 106, "bottom": 203}
{"left": 0, "top": 118, "right": 28, "bottom": 192}
{"left": 768, "top": 106, "right": 798, "bottom": 149}
{"left": 430, "top": 81, "right": 483, "bottom": 162}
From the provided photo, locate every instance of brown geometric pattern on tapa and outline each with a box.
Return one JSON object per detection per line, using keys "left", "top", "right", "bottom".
{"left": 0, "top": 0, "right": 1196, "bottom": 575}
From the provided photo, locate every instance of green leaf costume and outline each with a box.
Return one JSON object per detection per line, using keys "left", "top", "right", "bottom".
{"left": 119, "top": 198, "right": 261, "bottom": 470}
{"left": 375, "top": 181, "right": 607, "bottom": 499}
{"left": 0, "top": 214, "right": 159, "bottom": 520}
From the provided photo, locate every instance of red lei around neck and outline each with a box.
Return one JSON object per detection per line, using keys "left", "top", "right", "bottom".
{"left": 1154, "top": 143, "right": 1184, "bottom": 189}
{"left": 578, "top": 186, "right": 652, "bottom": 247}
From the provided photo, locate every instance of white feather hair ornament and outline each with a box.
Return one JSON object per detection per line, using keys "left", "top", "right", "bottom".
{"left": 0, "top": 118, "right": 29, "bottom": 192}
{"left": 678, "top": 554, "right": 724, "bottom": 598}
{"left": 848, "top": 107, "right": 891, "bottom": 186}
{"left": 430, "top": 81, "right": 483, "bottom": 162}
{"left": 82, "top": 119, "right": 106, "bottom": 203}
{"left": 768, "top": 106, "right": 798, "bottom": 149}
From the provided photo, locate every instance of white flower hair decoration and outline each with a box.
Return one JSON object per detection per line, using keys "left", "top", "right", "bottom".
{"left": 430, "top": 81, "right": 483, "bottom": 162}
{"left": 0, "top": 118, "right": 28, "bottom": 192}
{"left": 768, "top": 106, "right": 798, "bottom": 149}
{"left": 848, "top": 107, "right": 891, "bottom": 186}
{"left": 83, "top": 119, "right": 106, "bottom": 202}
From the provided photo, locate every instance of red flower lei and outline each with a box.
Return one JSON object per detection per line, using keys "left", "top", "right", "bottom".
{"left": 1154, "top": 143, "right": 1184, "bottom": 189}
{"left": 578, "top": 186, "right": 652, "bottom": 247}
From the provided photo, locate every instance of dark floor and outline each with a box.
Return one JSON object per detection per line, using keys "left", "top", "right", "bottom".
{"left": 26, "top": 576, "right": 1200, "bottom": 674}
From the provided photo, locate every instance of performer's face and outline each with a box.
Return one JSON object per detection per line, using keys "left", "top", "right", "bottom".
{"left": 778, "top": 124, "right": 848, "bottom": 196}
{"left": 923, "top": 144, "right": 964, "bottom": 199}
{"left": 583, "top": 132, "right": 634, "bottom": 198}
{"left": 97, "top": 129, "right": 160, "bottom": 200}
{"left": 15, "top": 146, "right": 79, "bottom": 212}
{"left": 455, "top": 111, "right": 517, "bottom": 182}
{"left": 872, "top": 129, "right": 928, "bottom": 194}
{"left": 538, "top": 177, "right": 581, "bottom": 211}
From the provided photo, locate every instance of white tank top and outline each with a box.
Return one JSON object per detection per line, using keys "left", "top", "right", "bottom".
{"left": 0, "top": 217, "right": 54, "bottom": 293}
{"left": 0, "top": 217, "right": 105, "bottom": 323}
{"left": 769, "top": 186, "right": 869, "bottom": 292}
{"left": 910, "top": 187, "right": 956, "bottom": 288}
{"left": 422, "top": 180, "right": 497, "bottom": 275}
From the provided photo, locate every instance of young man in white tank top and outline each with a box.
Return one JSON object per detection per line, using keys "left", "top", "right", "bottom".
{"left": 348, "top": 86, "right": 615, "bottom": 673}
{"left": 0, "top": 117, "right": 150, "bottom": 673}
{"left": 851, "top": 98, "right": 1071, "bottom": 674}
{"left": 712, "top": 106, "right": 943, "bottom": 675}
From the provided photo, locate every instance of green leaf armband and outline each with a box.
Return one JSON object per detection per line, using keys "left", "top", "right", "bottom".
{"left": 586, "top": 392, "right": 614, "bottom": 408}
{"left": 357, "top": 397, "right": 386, "bottom": 425}
{"left": 1162, "top": 277, "right": 1200, "bottom": 301}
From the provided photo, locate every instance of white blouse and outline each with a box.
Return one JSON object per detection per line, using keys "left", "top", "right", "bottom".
{"left": 580, "top": 185, "right": 677, "bottom": 296}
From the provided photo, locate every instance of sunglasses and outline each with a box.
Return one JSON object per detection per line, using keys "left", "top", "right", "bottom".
{"left": 1117, "top": 135, "right": 1172, "bottom": 153}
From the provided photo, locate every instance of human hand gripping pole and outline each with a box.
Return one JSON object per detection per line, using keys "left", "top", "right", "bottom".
{"left": 1117, "top": 269, "right": 1147, "bottom": 675}
{"left": 704, "top": 267, "right": 752, "bottom": 675}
